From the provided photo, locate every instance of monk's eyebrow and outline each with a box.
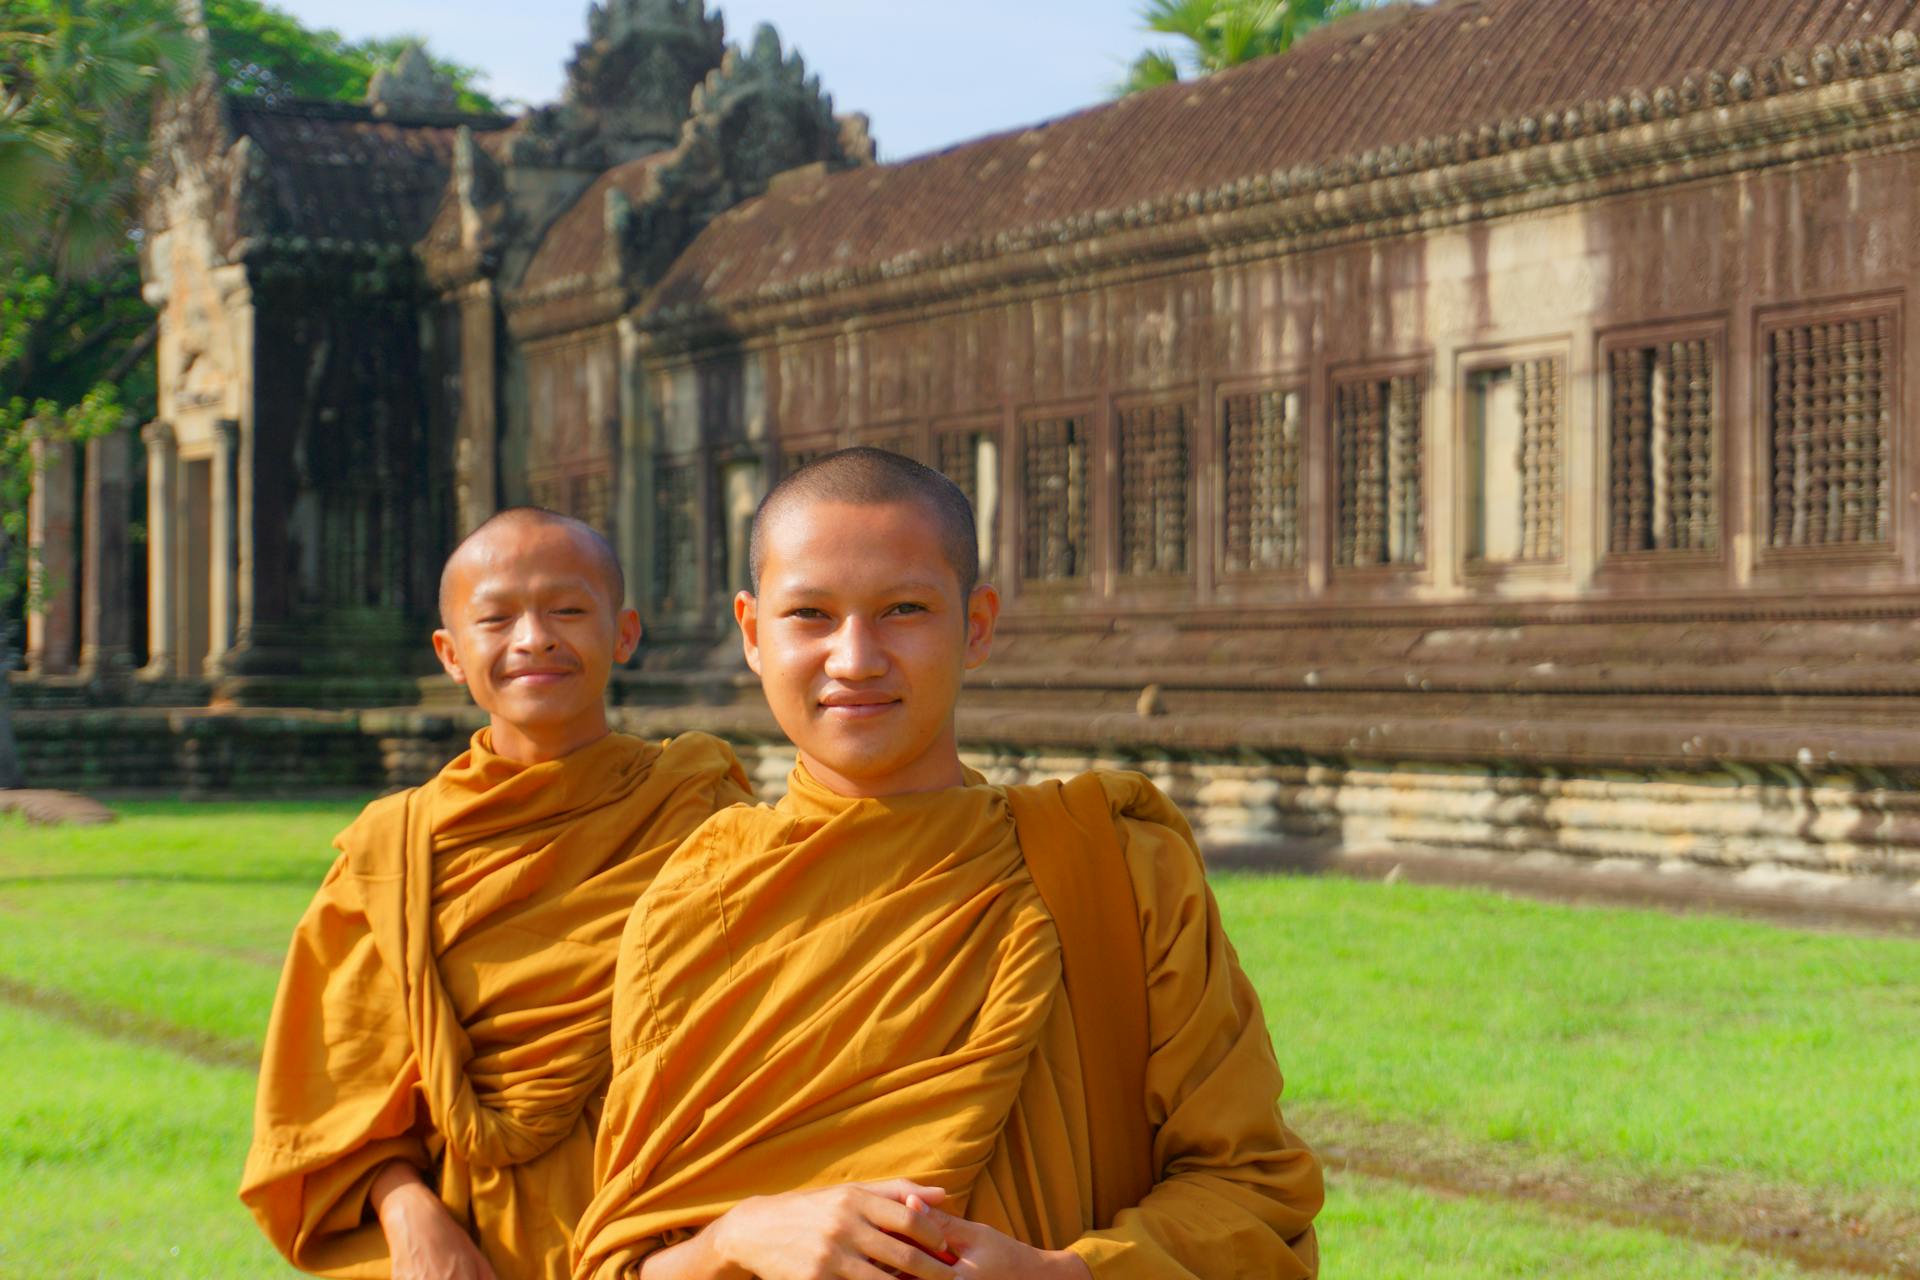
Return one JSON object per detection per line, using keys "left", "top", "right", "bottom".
{"left": 780, "top": 581, "right": 948, "bottom": 600}
{"left": 468, "top": 578, "right": 595, "bottom": 605}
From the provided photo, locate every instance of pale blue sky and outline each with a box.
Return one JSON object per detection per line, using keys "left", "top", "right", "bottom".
{"left": 266, "top": 1, "right": 1155, "bottom": 160}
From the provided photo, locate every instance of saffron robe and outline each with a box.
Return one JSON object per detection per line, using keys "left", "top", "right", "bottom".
{"left": 241, "top": 729, "right": 752, "bottom": 1279}
{"left": 571, "top": 764, "right": 1322, "bottom": 1280}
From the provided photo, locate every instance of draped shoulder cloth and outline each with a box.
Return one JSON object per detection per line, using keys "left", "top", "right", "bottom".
{"left": 241, "top": 729, "right": 751, "bottom": 1279}
{"left": 571, "top": 765, "right": 1321, "bottom": 1280}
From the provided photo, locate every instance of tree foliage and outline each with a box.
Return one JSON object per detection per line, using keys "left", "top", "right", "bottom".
{"left": 1120, "top": 0, "right": 1373, "bottom": 95}
{"left": 204, "top": 0, "right": 497, "bottom": 112}
{"left": 0, "top": 0, "right": 498, "bottom": 589}
{"left": 0, "top": 0, "right": 496, "bottom": 783}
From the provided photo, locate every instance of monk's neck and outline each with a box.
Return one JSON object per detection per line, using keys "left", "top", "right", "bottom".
{"left": 798, "top": 745, "right": 967, "bottom": 799}
{"left": 487, "top": 714, "right": 613, "bottom": 765}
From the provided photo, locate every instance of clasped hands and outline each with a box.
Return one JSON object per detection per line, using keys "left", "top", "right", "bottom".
{"left": 371, "top": 1162, "right": 1094, "bottom": 1280}
{"left": 697, "top": 1180, "right": 1092, "bottom": 1280}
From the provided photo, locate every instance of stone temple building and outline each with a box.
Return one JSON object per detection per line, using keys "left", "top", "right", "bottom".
{"left": 22, "top": 0, "right": 1920, "bottom": 886}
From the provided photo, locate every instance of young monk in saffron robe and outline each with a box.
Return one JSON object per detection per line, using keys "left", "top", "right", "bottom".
{"left": 241, "top": 508, "right": 753, "bottom": 1280}
{"left": 571, "top": 449, "right": 1322, "bottom": 1280}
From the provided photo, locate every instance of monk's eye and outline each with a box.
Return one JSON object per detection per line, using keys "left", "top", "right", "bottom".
{"left": 887, "top": 602, "right": 929, "bottom": 617}
{"left": 476, "top": 615, "right": 509, "bottom": 626}
{"left": 786, "top": 607, "right": 830, "bottom": 621}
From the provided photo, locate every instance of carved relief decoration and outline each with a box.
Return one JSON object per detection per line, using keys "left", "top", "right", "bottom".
{"left": 653, "top": 459, "right": 700, "bottom": 614}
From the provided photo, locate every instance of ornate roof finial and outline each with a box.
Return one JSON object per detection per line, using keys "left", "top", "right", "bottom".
{"left": 366, "top": 41, "right": 459, "bottom": 116}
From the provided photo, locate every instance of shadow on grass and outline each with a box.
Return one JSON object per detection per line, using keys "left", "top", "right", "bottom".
{"left": 0, "top": 977, "right": 259, "bottom": 1071}
{"left": 0, "top": 871, "right": 325, "bottom": 889}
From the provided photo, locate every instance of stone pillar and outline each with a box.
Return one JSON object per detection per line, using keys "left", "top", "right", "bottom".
{"left": 457, "top": 280, "right": 499, "bottom": 534}
{"left": 208, "top": 418, "right": 239, "bottom": 668}
{"left": 140, "top": 421, "right": 178, "bottom": 679}
{"left": 24, "top": 435, "right": 78, "bottom": 675}
{"left": 617, "top": 314, "right": 654, "bottom": 621}
{"left": 78, "top": 426, "right": 135, "bottom": 677}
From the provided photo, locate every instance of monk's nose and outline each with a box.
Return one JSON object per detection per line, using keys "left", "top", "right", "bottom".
{"left": 824, "top": 616, "right": 887, "bottom": 681}
{"left": 512, "top": 613, "right": 559, "bottom": 652}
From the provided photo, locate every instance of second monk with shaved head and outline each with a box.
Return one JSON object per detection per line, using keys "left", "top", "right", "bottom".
{"left": 242, "top": 508, "right": 753, "bottom": 1280}
{"left": 573, "top": 450, "right": 1321, "bottom": 1279}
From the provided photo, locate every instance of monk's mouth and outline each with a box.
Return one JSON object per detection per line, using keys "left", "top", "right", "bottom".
{"left": 504, "top": 669, "right": 577, "bottom": 684}
{"left": 819, "top": 700, "right": 898, "bottom": 719}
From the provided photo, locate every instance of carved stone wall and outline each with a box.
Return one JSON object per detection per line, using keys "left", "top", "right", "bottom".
{"left": 18, "top": 705, "right": 1920, "bottom": 885}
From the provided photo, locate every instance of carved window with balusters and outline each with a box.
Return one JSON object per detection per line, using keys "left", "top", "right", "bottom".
{"left": 1220, "top": 388, "right": 1305, "bottom": 573}
{"left": 936, "top": 426, "right": 1000, "bottom": 580}
{"left": 1605, "top": 337, "right": 1718, "bottom": 554}
{"left": 1333, "top": 371, "right": 1425, "bottom": 567}
{"left": 1116, "top": 400, "right": 1192, "bottom": 576}
{"left": 780, "top": 440, "right": 835, "bottom": 477}
{"left": 1762, "top": 309, "right": 1894, "bottom": 549}
{"left": 1463, "top": 355, "right": 1563, "bottom": 565}
{"left": 652, "top": 461, "right": 700, "bottom": 616}
{"left": 1020, "top": 414, "right": 1091, "bottom": 582}
{"left": 936, "top": 429, "right": 982, "bottom": 509}
{"left": 528, "top": 469, "right": 612, "bottom": 536}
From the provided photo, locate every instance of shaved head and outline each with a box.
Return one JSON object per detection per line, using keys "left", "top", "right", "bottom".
{"left": 440, "top": 506, "right": 624, "bottom": 625}
{"left": 750, "top": 447, "right": 978, "bottom": 595}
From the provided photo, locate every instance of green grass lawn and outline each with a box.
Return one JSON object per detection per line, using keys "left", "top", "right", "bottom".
{"left": 3, "top": 801, "right": 1913, "bottom": 1277}
{"left": 1213, "top": 873, "right": 1920, "bottom": 1204}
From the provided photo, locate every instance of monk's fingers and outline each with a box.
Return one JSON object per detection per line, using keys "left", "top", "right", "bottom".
{"left": 919, "top": 1204, "right": 970, "bottom": 1239}
{"left": 857, "top": 1178, "right": 948, "bottom": 1206}
{"left": 848, "top": 1223, "right": 954, "bottom": 1280}
{"left": 852, "top": 1189, "right": 951, "bottom": 1258}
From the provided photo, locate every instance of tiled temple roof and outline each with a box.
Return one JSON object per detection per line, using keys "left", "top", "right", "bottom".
{"left": 642, "top": 0, "right": 1920, "bottom": 319}
{"left": 227, "top": 98, "right": 511, "bottom": 246}
{"left": 517, "top": 152, "right": 675, "bottom": 293}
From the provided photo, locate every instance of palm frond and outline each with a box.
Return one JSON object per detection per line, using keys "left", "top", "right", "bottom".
{"left": 1118, "top": 48, "right": 1183, "bottom": 96}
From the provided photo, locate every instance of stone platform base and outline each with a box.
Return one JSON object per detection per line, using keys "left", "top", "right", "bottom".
{"left": 16, "top": 705, "right": 1920, "bottom": 905}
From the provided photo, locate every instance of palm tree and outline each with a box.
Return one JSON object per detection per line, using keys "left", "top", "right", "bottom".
{"left": 1120, "top": 0, "right": 1371, "bottom": 95}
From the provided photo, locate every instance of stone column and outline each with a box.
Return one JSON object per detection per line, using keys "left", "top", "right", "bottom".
{"left": 140, "top": 420, "right": 178, "bottom": 679}
{"left": 24, "top": 435, "right": 78, "bottom": 675}
{"left": 458, "top": 280, "right": 500, "bottom": 534}
{"left": 208, "top": 418, "right": 239, "bottom": 668}
{"left": 78, "top": 426, "right": 135, "bottom": 678}
{"left": 617, "top": 314, "right": 654, "bottom": 621}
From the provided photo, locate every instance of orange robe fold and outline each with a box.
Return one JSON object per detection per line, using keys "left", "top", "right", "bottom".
{"left": 241, "top": 729, "right": 752, "bottom": 1279}
{"left": 572, "top": 764, "right": 1321, "bottom": 1280}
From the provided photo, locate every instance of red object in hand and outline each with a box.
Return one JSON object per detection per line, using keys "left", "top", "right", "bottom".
{"left": 884, "top": 1232, "right": 960, "bottom": 1269}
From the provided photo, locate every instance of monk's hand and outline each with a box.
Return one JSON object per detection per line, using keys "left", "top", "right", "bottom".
{"left": 917, "top": 1199, "right": 1091, "bottom": 1280}
{"left": 370, "top": 1161, "right": 499, "bottom": 1280}
{"left": 704, "top": 1179, "right": 955, "bottom": 1280}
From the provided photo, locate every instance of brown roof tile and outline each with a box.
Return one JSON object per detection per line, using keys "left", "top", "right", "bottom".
{"left": 517, "top": 152, "right": 674, "bottom": 293}
{"left": 228, "top": 98, "right": 510, "bottom": 246}
{"left": 645, "top": 0, "right": 1920, "bottom": 316}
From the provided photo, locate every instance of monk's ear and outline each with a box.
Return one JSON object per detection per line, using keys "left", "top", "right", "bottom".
{"left": 962, "top": 583, "right": 999, "bottom": 671}
{"left": 613, "top": 606, "right": 643, "bottom": 664}
{"left": 431, "top": 627, "right": 468, "bottom": 685}
{"left": 734, "top": 590, "right": 762, "bottom": 675}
